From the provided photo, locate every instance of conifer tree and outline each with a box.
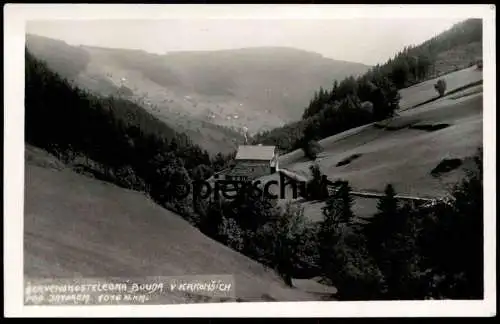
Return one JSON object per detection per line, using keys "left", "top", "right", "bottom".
{"left": 322, "top": 180, "right": 354, "bottom": 225}
{"left": 364, "top": 184, "right": 399, "bottom": 249}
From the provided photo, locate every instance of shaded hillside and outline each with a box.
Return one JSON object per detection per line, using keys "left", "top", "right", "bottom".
{"left": 152, "top": 112, "right": 244, "bottom": 155}
{"left": 25, "top": 48, "right": 238, "bottom": 228}
{"left": 23, "top": 34, "right": 92, "bottom": 78}
{"left": 26, "top": 34, "right": 370, "bottom": 136}
{"left": 24, "top": 149, "right": 322, "bottom": 302}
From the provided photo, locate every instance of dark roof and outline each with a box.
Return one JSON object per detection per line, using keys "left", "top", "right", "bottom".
{"left": 235, "top": 145, "right": 276, "bottom": 161}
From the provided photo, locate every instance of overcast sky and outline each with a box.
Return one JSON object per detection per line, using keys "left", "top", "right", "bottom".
{"left": 26, "top": 18, "right": 465, "bottom": 65}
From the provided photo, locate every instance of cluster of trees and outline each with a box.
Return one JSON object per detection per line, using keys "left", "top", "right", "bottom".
{"left": 252, "top": 19, "right": 483, "bottom": 156}
{"left": 195, "top": 189, "right": 321, "bottom": 284}
{"left": 25, "top": 49, "right": 235, "bottom": 224}
{"left": 193, "top": 149, "right": 483, "bottom": 300}
{"left": 323, "top": 150, "right": 482, "bottom": 300}
{"left": 252, "top": 76, "right": 399, "bottom": 155}
{"left": 251, "top": 120, "right": 307, "bottom": 153}
{"left": 302, "top": 74, "right": 400, "bottom": 121}
{"left": 373, "top": 18, "right": 481, "bottom": 90}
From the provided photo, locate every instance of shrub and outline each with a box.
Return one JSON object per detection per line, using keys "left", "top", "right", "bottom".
{"left": 434, "top": 79, "right": 447, "bottom": 97}
{"left": 191, "top": 164, "right": 214, "bottom": 181}
{"left": 115, "top": 165, "right": 146, "bottom": 191}
{"left": 306, "top": 163, "right": 329, "bottom": 201}
{"left": 302, "top": 140, "right": 323, "bottom": 160}
{"left": 294, "top": 223, "right": 321, "bottom": 278}
{"left": 218, "top": 216, "right": 245, "bottom": 252}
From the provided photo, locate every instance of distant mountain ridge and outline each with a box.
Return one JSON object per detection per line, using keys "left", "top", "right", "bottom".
{"left": 25, "top": 34, "right": 370, "bottom": 152}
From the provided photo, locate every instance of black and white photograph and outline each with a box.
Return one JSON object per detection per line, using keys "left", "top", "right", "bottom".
{"left": 4, "top": 4, "right": 496, "bottom": 318}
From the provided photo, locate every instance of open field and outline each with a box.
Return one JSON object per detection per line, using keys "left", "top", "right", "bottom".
{"left": 24, "top": 147, "right": 332, "bottom": 303}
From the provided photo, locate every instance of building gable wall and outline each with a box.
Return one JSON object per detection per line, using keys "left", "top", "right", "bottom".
{"left": 227, "top": 160, "right": 271, "bottom": 181}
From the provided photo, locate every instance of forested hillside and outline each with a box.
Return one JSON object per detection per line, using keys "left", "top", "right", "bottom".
{"left": 252, "top": 19, "right": 483, "bottom": 153}
{"left": 25, "top": 49, "right": 236, "bottom": 224}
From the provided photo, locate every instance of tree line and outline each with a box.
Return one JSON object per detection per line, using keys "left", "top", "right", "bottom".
{"left": 197, "top": 149, "right": 483, "bottom": 300}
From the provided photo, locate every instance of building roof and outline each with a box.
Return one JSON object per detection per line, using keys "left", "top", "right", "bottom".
{"left": 235, "top": 145, "right": 276, "bottom": 161}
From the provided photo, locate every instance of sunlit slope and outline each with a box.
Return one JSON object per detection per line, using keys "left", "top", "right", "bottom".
{"left": 24, "top": 147, "right": 321, "bottom": 303}
{"left": 260, "top": 67, "right": 483, "bottom": 221}
{"left": 398, "top": 66, "right": 482, "bottom": 111}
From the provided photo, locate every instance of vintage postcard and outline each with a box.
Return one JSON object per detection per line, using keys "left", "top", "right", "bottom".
{"left": 3, "top": 3, "right": 496, "bottom": 318}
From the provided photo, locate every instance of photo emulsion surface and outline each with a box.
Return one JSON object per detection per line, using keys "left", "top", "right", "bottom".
{"left": 18, "top": 10, "right": 490, "bottom": 311}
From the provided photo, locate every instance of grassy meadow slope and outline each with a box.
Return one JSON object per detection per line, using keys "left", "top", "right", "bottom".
{"left": 399, "top": 65, "right": 483, "bottom": 110}
{"left": 24, "top": 146, "right": 329, "bottom": 303}
{"left": 259, "top": 66, "right": 483, "bottom": 221}
{"left": 26, "top": 34, "right": 370, "bottom": 136}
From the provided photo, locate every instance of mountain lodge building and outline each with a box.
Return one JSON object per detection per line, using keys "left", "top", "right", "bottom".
{"left": 223, "top": 145, "right": 279, "bottom": 182}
